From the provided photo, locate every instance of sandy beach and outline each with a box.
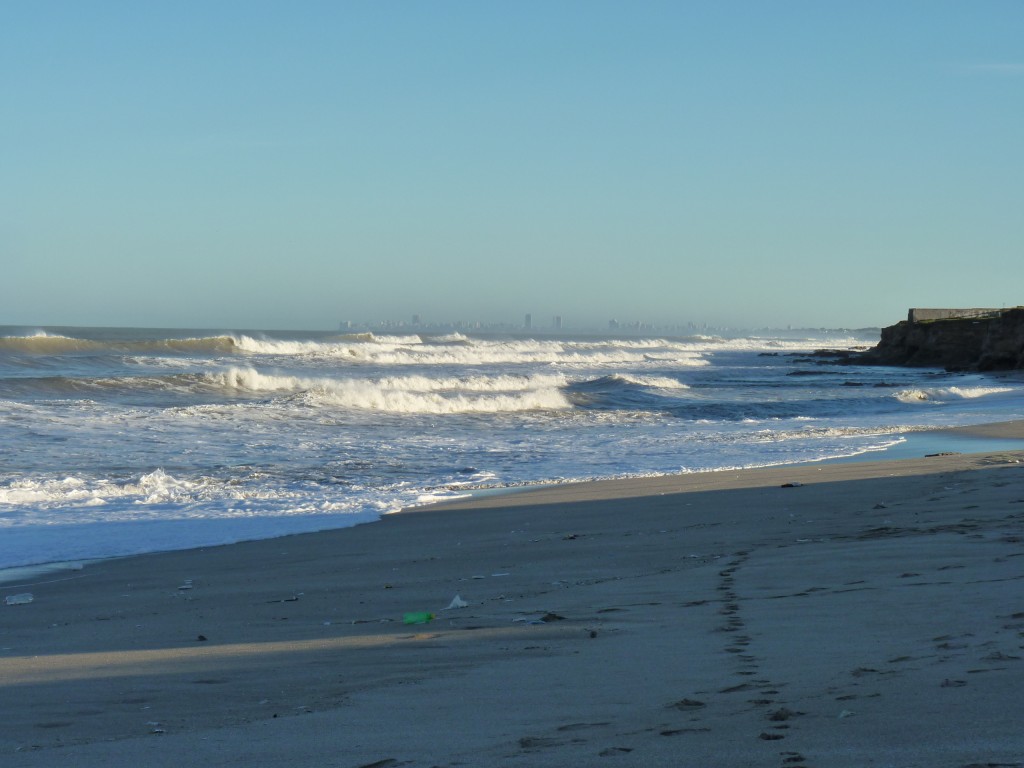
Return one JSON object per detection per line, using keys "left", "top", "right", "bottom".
{"left": 3, "top": 425, "right": 1024, "bottom": 767}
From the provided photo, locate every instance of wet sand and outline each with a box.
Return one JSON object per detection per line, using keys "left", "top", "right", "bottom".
{"left": 2, "top": 422, "right": 1023, "bottom": 766}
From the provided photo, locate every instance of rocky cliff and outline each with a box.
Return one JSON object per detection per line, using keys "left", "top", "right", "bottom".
{"left": 858, "top": 308, "right": 1024, "bottom": 371}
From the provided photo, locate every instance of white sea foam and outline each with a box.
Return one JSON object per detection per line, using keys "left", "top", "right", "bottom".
{"left": 609, "top": 374, "right": 690, "bottom": 389}
{"left": 424, "top": 332, "right": 470, "bottom": 343}
{"left": 231, "top": 334, "right": 423, "bottom": 356}
{"left": 0, "top": 470, "right": 215, "bottom": 509}
{"left": 229, "top": 335, "right": 712, "bottom": 368}
{"left": 894, "top": 385, "right": 1015, "bottom": 404}
{"left": 370, "top": 373, "right": 570, "bottom": 393}
{"left": 206, "top": 367, "right": 572, "bottom": 413}
{"left": 369, "top": 334, "right": 426, "bottom": 345}
{"left": 0, "top": 476, "right": 100, "bottom": 506}
{"left": 673, "top": 335, "right": 870, "bottom": 353}
{"left": 748, "top": 424, "right": 914, "bottom": 443}
{"left": 307, "top": 383, "right": 572, "bottom": 413}
{"left": 0, "top": 470, "right": 406, "bottom": 519}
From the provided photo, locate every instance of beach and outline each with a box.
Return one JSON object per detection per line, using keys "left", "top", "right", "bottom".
{"left": 2, "top": 424, "right": 1023, "bottom": 766}
{"left": 7, "top": 0, "right": 1023, "bottom": 762}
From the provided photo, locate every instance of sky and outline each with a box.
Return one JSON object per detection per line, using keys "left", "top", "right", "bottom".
{"left": 2, "top": 1, "right": 1022, "bottom": 331}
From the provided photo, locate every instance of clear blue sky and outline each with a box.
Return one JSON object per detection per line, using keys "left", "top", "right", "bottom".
{"left": 2, "top": 1, "right": 1022, "bottom": 330}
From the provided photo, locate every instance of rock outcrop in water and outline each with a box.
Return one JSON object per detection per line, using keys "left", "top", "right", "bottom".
{"left": 858, "top": 307, "right": 1024, "bottom": 371}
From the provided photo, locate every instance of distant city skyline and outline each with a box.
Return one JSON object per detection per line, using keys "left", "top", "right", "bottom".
{"left": 338, "top": 311, "right": 877, "bottom": 335}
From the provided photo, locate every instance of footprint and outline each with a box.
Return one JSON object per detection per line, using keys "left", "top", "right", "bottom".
{"left": 558, "top": 722, "right": 611, "bottom": 731}
{"left": 668, "top": 698, "right": 707, "bottom": 711}
{"left": 660, "top": 727, "right": 711, "bottom": 736}
{"left": 851, "top": 667, "right": 896, "bottom": 678}
{"left": 518, "top": 736, "right": 564, "bottom": 750}
{"left": 982, "top": 651, "right": 1020, "bottom": 662}
{"left": 719, "top": 683, "right": 753, "bottom": 693}
{"left": 598, "top": 747, "right": 633, "bottom": 756}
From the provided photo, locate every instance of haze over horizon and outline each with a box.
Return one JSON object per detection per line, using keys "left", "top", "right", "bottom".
{"left": 3, "top": 2, "right": 1022, "bottom": 332}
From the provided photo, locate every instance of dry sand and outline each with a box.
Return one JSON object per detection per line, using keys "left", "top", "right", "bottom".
{"left": 2, "top": 423, "right": 1024, "bottom": 767}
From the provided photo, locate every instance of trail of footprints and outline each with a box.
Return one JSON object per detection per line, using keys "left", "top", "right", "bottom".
{"left": 706, "top": 550, "right": 811, "bottom": 767}
{"left": 591, "top": 550, "right": 812, "bottom": 764}
{"left": 658, "top": 551, "right": 810, "bottom": 766}
{"left": 506, "top": 549, "right": 812, "bottom": 763}
{"left": 508, "top": 544, "right": 1024, "bottom": 764}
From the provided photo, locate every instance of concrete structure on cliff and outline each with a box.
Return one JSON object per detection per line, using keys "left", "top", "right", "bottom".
{"left": 908, "top": 308, "right": 1007, "bottom": 323}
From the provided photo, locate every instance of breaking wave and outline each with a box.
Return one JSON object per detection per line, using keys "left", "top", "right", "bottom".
{"left": 207, "top": 367, "right": 572, "bottom": 413}
{"left": 606, "top": 373, "right": 690, "bottom": 389}
{"left": 230, "top": 335, "right": 711, "bottom": 367}
{"left": 0, "top": 333, "right": 237, "bottom": 355}
{"left": 894, "top": 386, "right": 1016, "bottom": 404}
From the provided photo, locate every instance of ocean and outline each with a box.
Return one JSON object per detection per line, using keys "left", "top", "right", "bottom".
{"left": 3, "top": 325, "right": 1024, "bottom": 572}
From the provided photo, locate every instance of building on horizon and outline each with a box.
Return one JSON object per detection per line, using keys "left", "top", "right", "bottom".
{"left": 524, "top": 313, "right": 532, "bottom": 330}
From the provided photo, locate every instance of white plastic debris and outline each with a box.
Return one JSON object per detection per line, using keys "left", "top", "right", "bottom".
{"left": 4, "top": 593, "right": 33, "bottom": 606}
{"left": 444, "top": 594, "right": 469, "bottom": 610}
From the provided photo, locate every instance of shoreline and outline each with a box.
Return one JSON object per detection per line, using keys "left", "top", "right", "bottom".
{"left": 4, "top": 418, "right": 1023, "bottom": 586}
{"left": 2, "top": 422, "right": 1023, "bottom": 765}
{"left": 830, "top": 418, "right": 1024, "bottom": 464}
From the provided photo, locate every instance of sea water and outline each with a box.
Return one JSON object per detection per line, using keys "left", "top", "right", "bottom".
{"left": 2, "top": 325, "right": 1023, "bottom": 571}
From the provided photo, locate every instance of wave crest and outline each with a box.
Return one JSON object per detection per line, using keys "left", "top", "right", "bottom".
{"left": 0, "top": 334, "right": 237, "bottom": 355}
{"left": 894, "top": 385, "right": 1015, "bottom": 404}
{"left": 232, "top": 336, "right": 710, "bottom": 368}
{"left": 206, "top": 367, "right": 572, "bottom": 413}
